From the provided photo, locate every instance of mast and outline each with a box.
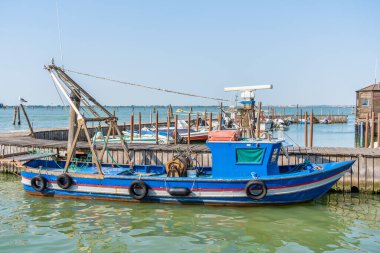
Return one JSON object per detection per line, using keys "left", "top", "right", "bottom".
{"left": 224, "top": 85, "right": 272, "bottom": 138}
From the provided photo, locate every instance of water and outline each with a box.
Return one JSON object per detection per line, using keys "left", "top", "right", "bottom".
{"left": 0, "top": 105, "right": 355, "bottom": 147}
{"left": 0, "top": 174, "right": 379, "bottom": 253}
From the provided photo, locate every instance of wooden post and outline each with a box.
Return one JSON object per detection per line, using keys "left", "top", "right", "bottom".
{"left": 209, "top": 112, "right": 213, "bottom": 131}
{"left": 155, "top": 111, "right": 159, "bottom": 144}
{"left": 204, "top": 110, "right": 207, "bottom": 126}
{"left": 167, "top": 112, "right": 170, "bottom": 144}
{"left": 112, "top": 110, "right": 116, "bottom": 138}
{"left": 174, "top": 114, "right": 178, "bottom": 144}
{"left": 138, "top": 112, "right": 142, "bottom": 138}
{"left": 365, "top": 113, "right": 369, "bottom": 148}
{"left": 304, "top": 112, "right": 308, "bottom": 147}
{"left": 17, "top": 106, "right": 21, "bottom": 125}
{"left": 187, "top": 112, "right": 191, "bottom": 145}
{"left": 130, "top": 114, "right": 134, "bottom": 141}
{"left": 256, "top": 102, "right": 262, "bottom": 138}
{"left": 12, "top": 107, "right": 17, "bottom": 125}
{"left": 310, "top": 112, "right": 314, "bottom": 148}
{"left": 19, "top": 104, "right": 35, "bottom": 137}
{"left": 196, "top": 112, "right": 199, "bottom": 131}
{"left": 218, "top": 113, "right": 222, "bottom": 130}
{"left": 371, "top": 112, "right": 375, "bottom": 148}
{"left": 67, "top": 91, "right": 80, "bottom": 158}
{"left": 378, "top": 113, "right": 380, "bottom": 148}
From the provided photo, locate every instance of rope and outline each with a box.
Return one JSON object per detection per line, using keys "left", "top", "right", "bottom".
{"left": 94, "top": 128, "right": 133, "bottom": 173}
{"left": 66, "top": 69, "right": 230, "bottom": 102}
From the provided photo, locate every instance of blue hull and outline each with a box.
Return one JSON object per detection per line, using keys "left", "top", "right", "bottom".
{"left": 21, "top": 160, "right": 354, "bottom": 206}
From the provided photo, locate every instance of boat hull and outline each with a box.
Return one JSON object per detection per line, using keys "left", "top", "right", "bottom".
{"left": 20, "top": 160, "right": 354, "bottom": 206}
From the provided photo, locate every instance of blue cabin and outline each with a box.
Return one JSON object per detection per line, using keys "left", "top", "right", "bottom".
{"left": 207, "top": 140, "right": 283, "bottom": 179}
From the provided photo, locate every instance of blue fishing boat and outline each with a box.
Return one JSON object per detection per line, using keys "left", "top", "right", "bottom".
{"left": 20, "top": 64, "right": 355, "bottom": 206}
{"left": 21, "top": 139, "right": 354, "bottom": 206}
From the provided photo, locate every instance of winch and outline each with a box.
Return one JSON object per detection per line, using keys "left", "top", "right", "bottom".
{"left": 165, "top": 154, "right": 193, "bottom": 177}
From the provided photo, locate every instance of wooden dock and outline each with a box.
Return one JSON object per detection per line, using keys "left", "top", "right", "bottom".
{"left": 1, "top": 130, "right": 379, "bottom": 193}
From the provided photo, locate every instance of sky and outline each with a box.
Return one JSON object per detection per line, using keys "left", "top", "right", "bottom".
{"left": 0, "top": 0, "right": 379, "bottom": 106}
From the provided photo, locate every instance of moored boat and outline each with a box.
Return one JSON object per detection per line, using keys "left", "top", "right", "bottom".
{"left": 21, "top": 138, "right": 354, "bottom": 205}
{"left": 20, "top": 64, "right": 355, "bottom": 206}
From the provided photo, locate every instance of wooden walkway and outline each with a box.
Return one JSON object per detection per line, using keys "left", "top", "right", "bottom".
{"left": 1, "top": 131, "right": 379, "bottom": 193}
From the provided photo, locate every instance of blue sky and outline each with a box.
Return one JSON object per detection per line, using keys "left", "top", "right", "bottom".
{"left": 0, "top": 0, "right": 379, "bottom": 106}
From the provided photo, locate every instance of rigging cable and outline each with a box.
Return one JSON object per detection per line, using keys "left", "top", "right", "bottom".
{"left": 66, "top": 69, "right": 230, "bottom": 102}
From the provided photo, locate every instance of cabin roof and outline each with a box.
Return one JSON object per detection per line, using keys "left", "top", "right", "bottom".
{"left": 356, "top": 83, "right": 380, "bottom": 92}
{"left": 208, "top": 138, "right": 284, "bottom": 144}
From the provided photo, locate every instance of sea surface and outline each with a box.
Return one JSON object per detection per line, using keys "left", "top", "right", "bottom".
{"left": 0, "top": 105, "right": 355, "bottom": 147}
{"left": 0, "top": 174, "right": 379, "bottom": 253}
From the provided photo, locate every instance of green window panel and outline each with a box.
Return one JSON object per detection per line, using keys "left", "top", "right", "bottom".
{"left": 236, "top": 148, "right": 264, "bottom": 164}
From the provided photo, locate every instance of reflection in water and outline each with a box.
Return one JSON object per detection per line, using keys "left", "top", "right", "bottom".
{"left": 0, "top": 174, "right": 379, "bottom": 253}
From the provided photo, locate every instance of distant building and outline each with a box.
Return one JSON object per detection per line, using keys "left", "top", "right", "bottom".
{"left": 356, "top": 83, "right": 380, "bottom": 122}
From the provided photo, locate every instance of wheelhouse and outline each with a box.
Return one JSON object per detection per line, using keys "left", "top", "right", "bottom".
{"left": 207, "top": 140, "right": 283, "bottom": 178}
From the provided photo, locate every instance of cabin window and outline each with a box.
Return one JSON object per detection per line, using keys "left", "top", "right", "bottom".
{"left": 236, "top": 148, "right": 264, "bottom": 164}
{"left": 361, "top": 98, "right": 369, "bottom": 107}
{"left": 270, "top": 148, "right": 279, "bottom": 163}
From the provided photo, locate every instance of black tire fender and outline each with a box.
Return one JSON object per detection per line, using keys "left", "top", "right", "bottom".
{"left": 167, "top": 187, "right": 191, "bottom": 196}
{"left": 129, "top": 180, "right": 148, "bottom": 200}
{"left": 31, "top": 175, "right": 47, "bottom": 192}
{"left": 245, "top": 180, "right": 267, "bottom": 200}
{"left": 57, "top": 174, "right": 73, "bottom": 189}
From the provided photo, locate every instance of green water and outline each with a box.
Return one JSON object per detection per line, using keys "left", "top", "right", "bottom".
{"left": 0, "top": 174, "right": 379, "bottom": 253}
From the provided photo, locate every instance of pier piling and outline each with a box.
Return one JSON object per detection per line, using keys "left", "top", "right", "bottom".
{"left": 188, "top": 113, "right": 191, "bottom": 145}
{"left": 304, "top": 112, "right": 308, "bottom": 147}
{"left": 174, "top": 114, "right": 178, "bottom": 144}
{"left": 310, "top": 112, "right": 314, "bottom": 148}
{"left": 19, "top": 104, "right": 35, "bottom": 137}
{"left": 365, "top": 113, "right": 369, "bottom": 148}
{"left": 209, "top": 112, "right": 213, "bottom": 131}
{"left": 371, "top": 112, "right": 375, "bottom": 148}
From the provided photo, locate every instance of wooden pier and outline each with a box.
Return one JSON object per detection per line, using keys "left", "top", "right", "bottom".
{"left": 1, "top": 129, "right": 379, "bottom": 193}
